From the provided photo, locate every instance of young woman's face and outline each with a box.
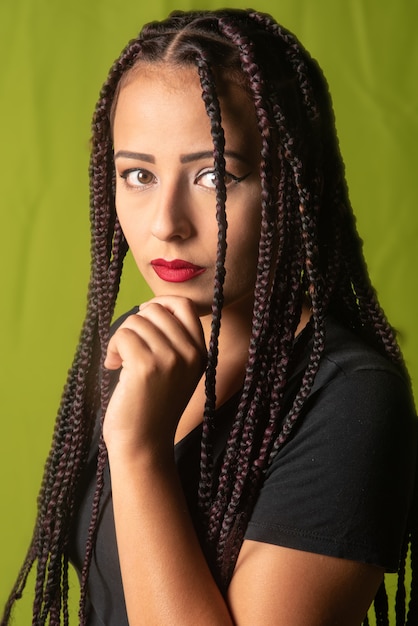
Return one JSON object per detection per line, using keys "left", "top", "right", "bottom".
{"left": 113, "top": 64, "right": 262, "bottom": 318}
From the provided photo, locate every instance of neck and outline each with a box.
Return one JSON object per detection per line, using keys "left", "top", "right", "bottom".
{"left": 174, "top": 298, "right": 312, "bottom": 444}
{"left": 199, "top": 297, "right": 312, "bottom": 360}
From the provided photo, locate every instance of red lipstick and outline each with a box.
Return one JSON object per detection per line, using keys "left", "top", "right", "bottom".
{"left": 150, "top": 259, "right": 206, "bottom": 283}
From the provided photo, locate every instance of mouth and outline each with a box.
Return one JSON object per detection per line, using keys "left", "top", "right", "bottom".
{"left": 150, "top": 259, "right": 206, "bottom": 283}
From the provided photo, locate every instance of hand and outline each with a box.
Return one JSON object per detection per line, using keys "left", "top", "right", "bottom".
{"left": 103, "top": 296, "right": 207, "bottom": 457}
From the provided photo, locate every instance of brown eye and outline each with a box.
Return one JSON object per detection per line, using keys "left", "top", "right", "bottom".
{"left": 121, "top": 168, "right": 156, "bottom": 188}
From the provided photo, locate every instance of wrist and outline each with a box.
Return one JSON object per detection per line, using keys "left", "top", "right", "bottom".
{"left": 106, "top": 437, "right": 175, "bottom": 473}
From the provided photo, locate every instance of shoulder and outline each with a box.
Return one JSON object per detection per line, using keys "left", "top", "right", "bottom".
{"left": 311, "top": 316, "right": 409, "bottom": 394}
{"left": 299, "top": 317, "right": 416, "bottom": 456}
{"left": 285, "top": 316, "right": 416, "bottom": 453}
{"left": 246, "top": 317, "right": 417, "bottom": 570}
{"left": 292, "top": 317, "right": 417, "bottom": 491}
{"left": 305, "top": 317, "right": 416, "bottom": 442}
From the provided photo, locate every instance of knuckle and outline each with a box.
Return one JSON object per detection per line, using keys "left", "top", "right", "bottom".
{"left": 115, "top": 326, "right": 139, "bottom": 345}
{"left": 186, "top": 344, "right": 207, "bottom": 371}
{"left": 164, "top": 349, "right": 181, "bottom": 371}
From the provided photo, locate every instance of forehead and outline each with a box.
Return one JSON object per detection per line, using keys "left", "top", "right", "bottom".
{"left": 114, "top": 62, "right": 258, "bottom": 141}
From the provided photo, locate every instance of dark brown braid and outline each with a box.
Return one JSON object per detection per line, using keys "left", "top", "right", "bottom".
{"left": 194, "top": 56, "right": 228, "bottom": 515}
{"left": 2, "top": 9, "right": 416, "bottom": 625}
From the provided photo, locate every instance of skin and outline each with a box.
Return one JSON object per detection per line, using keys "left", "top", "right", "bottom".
{"left": 104, "top": 64, "right": 384, "bottom": 625}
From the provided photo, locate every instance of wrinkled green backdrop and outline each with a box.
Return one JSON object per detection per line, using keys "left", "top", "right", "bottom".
{"left": 1, "top": 0, "right": 417, "bottom": 622}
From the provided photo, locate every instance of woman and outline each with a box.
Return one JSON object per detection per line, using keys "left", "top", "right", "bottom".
{"left": 2, "top": 8, "right": 417, "bottom": 625}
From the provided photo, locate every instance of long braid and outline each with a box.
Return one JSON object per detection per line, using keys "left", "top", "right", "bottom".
{"left": 203, "top": 20, "right": 278, "bottom": 556}
{"left": 340, "top": 210, "right": 404, "bottom": 365}
{"left": 374, "top": 582, "right": 390, "bottom": 626}
{"left": 77, "top": 41, "right": 143, "bottom": 622}
{"left": 395, "top": 540, "right": 407, "bottom": 625}
{"left": 193, "top": 56, "right": 227, "bottom": 519}
{"left": 31, "top": 297, "right": 101, "bottom": 623}
{"left": 1, "top": 291, "right": 100, "bottom": 623}
{"left": 254, "top": 23, "right": 409, "bottom": 626}
{"left": 3, "top": 10, "right": 415, "bottom": 624}
{"left": 258, "top": 10, "right": 404, "bottom": 370}
{"left": 405, "top": 452, "right": 418, "bottom": 625}
{"left": 201, "top": 13, "right": 327, "bottom": 586}
{"left": 1, "top": 33, "right": 137, "bottom": 626}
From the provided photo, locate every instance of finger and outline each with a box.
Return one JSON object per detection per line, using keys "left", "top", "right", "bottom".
{"left": 104, "top": 323, "right": 151, "bottom": 371}
{"left": 105, "top": 309, "right": 204, "bottom": 375}
{"left": 136, "top": 304, "right": 207, "bottom": 373}
{"left": 139, "top": 296, "right": 206, "bottom": 353}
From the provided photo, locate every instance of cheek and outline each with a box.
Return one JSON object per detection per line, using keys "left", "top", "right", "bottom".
{"left": 116, "top": 213, "right": 133, "bottom": 247}
{"left": 115, "top": 192, "right": 128, "bottom": 234}
{"left": 115, "top": 192, "right": 142, "bottom": 244}
{"left": 226, "top": 220, "right": 261, "bottom": 277}
{"left": 115, "top": 207, "right": 144, "bottom": 262}
{"left": 233, "top": 201, "right": 262, "bottom": 257}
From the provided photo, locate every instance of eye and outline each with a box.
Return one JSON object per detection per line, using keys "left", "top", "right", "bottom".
{"left": 120, "top": 168, "right": 156, "bottom": 189}
{"left": 194, "top": 168, "right": 251, "bottom": 190}
{"left": 195, "top": 169, "right": 217, "bottom": 189}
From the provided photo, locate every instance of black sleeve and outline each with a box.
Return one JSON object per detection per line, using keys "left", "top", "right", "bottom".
{"left": 245, "top": 367, "right": 417, "bottom": 571}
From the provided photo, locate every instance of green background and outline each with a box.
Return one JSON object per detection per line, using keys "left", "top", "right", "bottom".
{"left": 1, "top": 0, "right": 417, "bottom": 622}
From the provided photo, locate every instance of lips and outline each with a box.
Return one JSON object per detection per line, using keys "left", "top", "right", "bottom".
{"left": 150, "top": 259, "right": 206, "bottom": 283}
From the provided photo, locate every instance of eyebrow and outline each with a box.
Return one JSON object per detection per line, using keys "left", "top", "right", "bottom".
{"left": 180, "top": 150, "right": 249, "bottom": 165}
{"left": 114, "top": 150, "right": 155, "bottom": 163}
{"left": 114, "top": 149, "right": 249, "bottom": 165}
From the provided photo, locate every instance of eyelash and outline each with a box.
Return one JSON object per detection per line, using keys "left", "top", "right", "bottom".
{"left": 118, "top": 167, "right": 251, "bottom": 190}
{"left": 195, "top": 169, "right": 251, "bottom": 188}
{"left": 119, "top": 168, "right": 155, "bottom": 189}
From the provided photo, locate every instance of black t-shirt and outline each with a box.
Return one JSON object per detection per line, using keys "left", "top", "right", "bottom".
{"left": 69, "top": 314, "right": 417, "bottom": 625}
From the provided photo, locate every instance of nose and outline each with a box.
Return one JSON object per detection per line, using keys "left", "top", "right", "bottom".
{"left": 150, "top": 180, "right": 194, "bottom": 242}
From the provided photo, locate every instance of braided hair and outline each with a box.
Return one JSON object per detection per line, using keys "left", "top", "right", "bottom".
{"left": 2, "top": 9, "right": 416, "bottom": 625}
